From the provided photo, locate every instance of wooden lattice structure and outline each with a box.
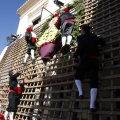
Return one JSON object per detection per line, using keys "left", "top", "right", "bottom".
{"left": 0, "top": 0, "right": 120, "bottom": 120}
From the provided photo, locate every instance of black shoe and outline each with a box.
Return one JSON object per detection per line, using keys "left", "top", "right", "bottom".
{"left": 76, "top": 95, "right": 84, "bottom": 99}
{"left": 90, "top": 108, "right": 97, "bottom": 112}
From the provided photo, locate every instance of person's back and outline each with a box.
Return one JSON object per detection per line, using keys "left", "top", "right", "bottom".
{"left": 25, "top": 30, "right": 32, "bottom": 44}
{"left": 60, "top": 12, "right": 75, "bottom": 25}
{"left": 76, "top": 32, "right": 105, "bottom": 60}
{"left": 9, "top": 71, "right": 20, "bottom": 89}
{"left": 58, "top": 7, "right": 75, "bottom": 55}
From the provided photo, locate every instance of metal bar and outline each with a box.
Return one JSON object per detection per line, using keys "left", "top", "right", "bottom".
{"left": 40, "top": 7, "right": 53, "bottom": 22}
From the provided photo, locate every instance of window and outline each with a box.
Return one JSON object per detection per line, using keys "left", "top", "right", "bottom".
{"left": 33, "top": 17, "right": 41, "bottom": 26}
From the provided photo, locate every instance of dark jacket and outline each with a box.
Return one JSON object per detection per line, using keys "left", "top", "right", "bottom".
{"left": 9, "top": 72, "right": 21, "bottom": 90}
{"left": 74, "top": 33, "right": 105, "bottom": 61}
{"left": 25, "top": 27, "right": 33, "bottom": 43}
{"left": 59, "top": 12, "right": 75, "bottom": 25}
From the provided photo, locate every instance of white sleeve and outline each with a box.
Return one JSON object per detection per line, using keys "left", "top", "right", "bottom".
{"left": 31, "top": 32, "right": 36, "bottom": 38}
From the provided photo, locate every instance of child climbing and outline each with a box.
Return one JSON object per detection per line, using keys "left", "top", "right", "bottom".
{"left": 23, "top": 22, "right": 37, "bottom": 65}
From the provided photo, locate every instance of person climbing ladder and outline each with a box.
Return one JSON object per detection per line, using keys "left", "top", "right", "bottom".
{"left": 4, "top": 70, "right": 24, "bottom": 120}
{"left": 73, "top": 24, "right": 105, "bottom": 112}
{"left": 23, "top": 22, "right": 37, "bottom": 65}
{"left": 57, "top": 6, "right": 75, "bottom": 55}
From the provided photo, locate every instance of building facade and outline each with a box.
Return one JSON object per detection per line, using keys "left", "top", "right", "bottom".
{"left": 17, "top": 0, "right": 73, "bottom": 35}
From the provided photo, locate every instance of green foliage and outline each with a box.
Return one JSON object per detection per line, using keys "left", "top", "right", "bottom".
{"left": 35, "top": 47, "right": 39, "bottom": 56}
{"left": 68, "top": 0, "right": 83, "bottom": 9}
{"left": 71, "top": 0, "right": 84, "bottom": 45}
{"left": 56, "top": 8, "right": 61, "bottom": 14}
{"left": 39, "top": 17, "right": 53, "bottom": 37}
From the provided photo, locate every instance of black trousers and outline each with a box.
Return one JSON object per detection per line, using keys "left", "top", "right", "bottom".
{"left": 27, "top": 42, "right": 36, "bottom": 55}
{"left": 6, "top": 92, "right": 19, "bottom": 112}
{"left": 74, "top": 58, "right": 99, "bottom": 88}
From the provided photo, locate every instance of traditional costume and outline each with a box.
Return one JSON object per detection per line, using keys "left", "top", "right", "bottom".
{"left": 23, "top": 23, "right": 37, "bottom": 64}
{"left": 4, "top": 71, "right": 23, "bottom": 120}
{"left": 58, "top": 7, "right": 75, "bottom": 55}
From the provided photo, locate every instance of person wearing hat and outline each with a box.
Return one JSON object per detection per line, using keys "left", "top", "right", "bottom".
{"left": 57, "top": 7, "right": 75, "bottom": 55}
{"left": 73, "top": 24, "right": 106, "bottom": 112}
{"left": 23, "top": 22, "right": 37, "bottom": 64}
{"left": 4, "top": 70, "right": 24, "bottom": 120}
